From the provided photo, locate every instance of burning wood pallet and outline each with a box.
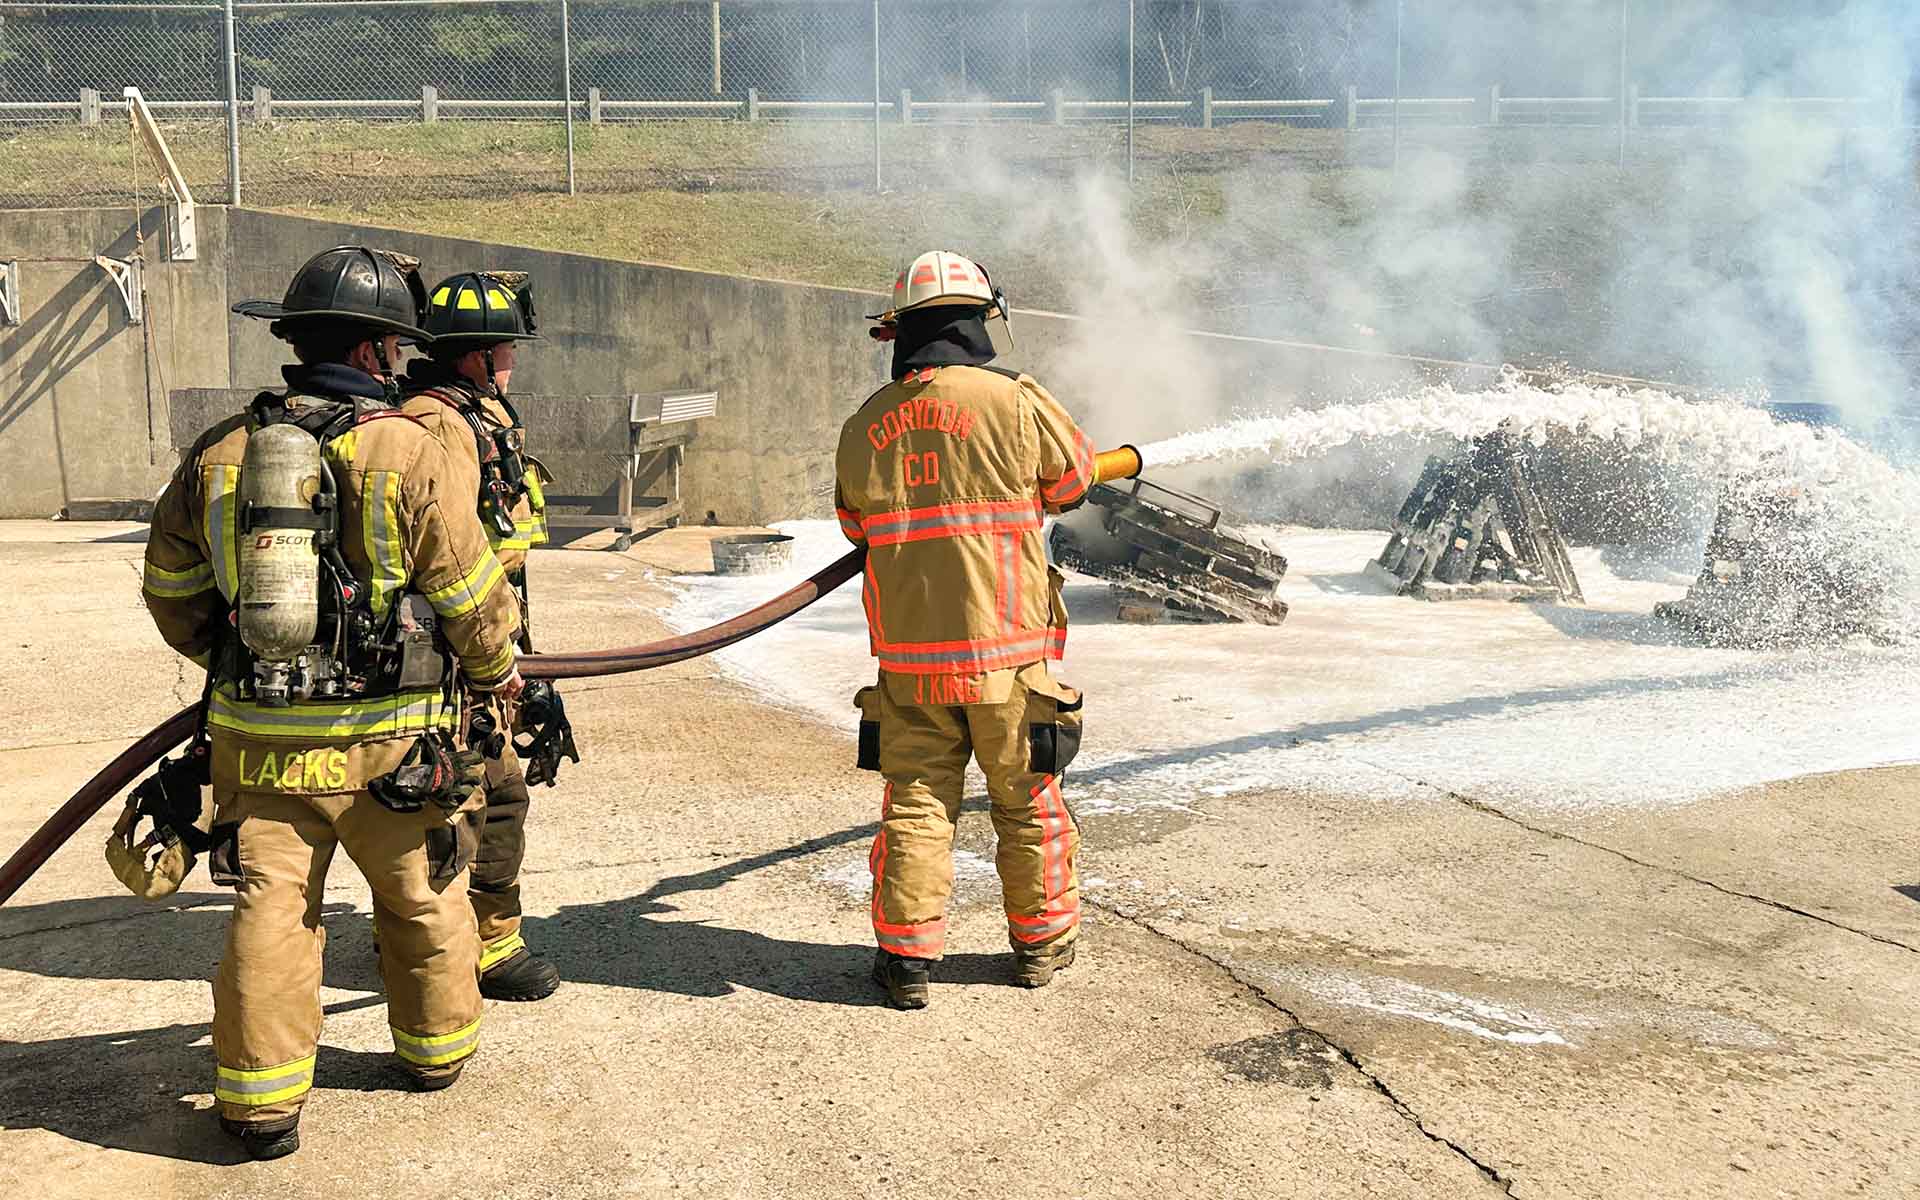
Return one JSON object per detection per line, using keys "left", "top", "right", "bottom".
{"left": 1050, "top": 477, "right": 1289, "bottom": 625}
{"left": 1365, "top": 428, "right": 1584, "bottom": 603}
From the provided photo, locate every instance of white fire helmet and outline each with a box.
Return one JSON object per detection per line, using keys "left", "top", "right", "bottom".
{"left": 869, "top": 250, "right": 1013, "bottom": 353}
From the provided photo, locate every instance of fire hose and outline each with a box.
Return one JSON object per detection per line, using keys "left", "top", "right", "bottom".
{"left": 0, "top": 444, "right": 1140, "bottom": 908}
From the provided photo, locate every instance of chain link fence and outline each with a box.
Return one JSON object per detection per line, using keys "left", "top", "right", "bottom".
{"left": 1, "top": 0, "right": 1909, "bottom": 210}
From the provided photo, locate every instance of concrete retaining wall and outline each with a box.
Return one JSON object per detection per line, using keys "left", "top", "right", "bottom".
{"left": 3, "top": 205, "right": 1522, "bottom": 522}
{"left": 0, "top": 208, "right": 232, "bottom": 516}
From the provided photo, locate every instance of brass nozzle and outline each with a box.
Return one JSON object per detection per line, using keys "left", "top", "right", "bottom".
{"left": 1092, "top": 444, "right": 1143, "bottom": 484}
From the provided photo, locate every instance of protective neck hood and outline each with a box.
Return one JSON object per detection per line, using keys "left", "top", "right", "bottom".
{"left": 400, "top": 356, "right": 473, "bottom": 395}
{"left": 892, "top": 309, "right": 996, "bottom": 378}
{"left": 282, "top": 362, "right": 388, "bottom": 401}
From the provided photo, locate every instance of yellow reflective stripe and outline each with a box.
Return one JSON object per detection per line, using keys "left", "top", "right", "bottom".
{"left": 208, "top": 686, "right": 453, "bottom": 739}
{"left": 478, "top": 932, "right": 527, "bottom": 973}
{"left": 142, "top": 559, "right": 215, "bottom": 598}
{"left": 467, "top": 640, "right": 516, "bottom": 685}
{"left": 202, "top": 464, "right": 241, "bottom": 602}
{"left": 431, "top": 285, "right": 452, "bottom": 306}
{"left": 486, "top": 287, "right": 511, "bottom": 310}
{"left": 361, "top": 470, "right": 407, "bottom": 621}
{"left": 392, "top": 1017, "right": 481, "bottom": 1067}
{"left": 214, "top": 1054, "right": 316, "bottom": 1106}
{"left": 456, "top": 288, "right": 482, "bottom": 310}
{"left": 424, "top": 550, "right": 505, "bottom": 621}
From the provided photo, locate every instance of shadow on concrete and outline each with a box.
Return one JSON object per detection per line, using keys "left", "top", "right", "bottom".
{"left": 1893, "top": 885, "right": 1920, "bottom": 906}
{"left": 0, "top": 995, "right": 387, "bottom": 1164}
{"left": 0, "top": 812, "right": 1019, "bottom": 1015}
{"left": 525, "top": 811, "right": 1017, "bottom": 1006}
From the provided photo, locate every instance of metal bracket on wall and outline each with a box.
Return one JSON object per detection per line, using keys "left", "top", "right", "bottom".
{"left": 94, "top": 255, "right": 144, "bottom": 324}
{"left": 0, "top": 261, "right": 18, "bottom": 327}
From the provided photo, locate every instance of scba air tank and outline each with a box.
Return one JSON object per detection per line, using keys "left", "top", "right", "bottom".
{"left": 237, "top": 423, "right": 323, "bottom": 664}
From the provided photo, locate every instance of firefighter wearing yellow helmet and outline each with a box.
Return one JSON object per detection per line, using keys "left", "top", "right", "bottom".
{"left": 401, "top": 270, "right": 571, "bottom": 1003}
{"left": 141, "top": 245, "right": 524, "bottom": 1159}
{"left": 835, "top": 250, "right": 1097, "bottom": 1009}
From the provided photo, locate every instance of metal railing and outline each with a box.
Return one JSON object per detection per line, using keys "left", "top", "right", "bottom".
{"left": 0, "top": 0, "right": 1907, "bottom": 209}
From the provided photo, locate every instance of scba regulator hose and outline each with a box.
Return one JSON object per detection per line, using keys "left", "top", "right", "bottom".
{"left": 0, "top": 548, "right": 868, "bottom": 907}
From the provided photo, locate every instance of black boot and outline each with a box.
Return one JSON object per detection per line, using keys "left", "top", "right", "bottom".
{"left": 1012, "top": 941, "right": 1077, "bottom": 989}
{"left": 871, "top": 949, "right": 931, "bottom": 1010}
{"left": 480, "top": 948, "right": 560, "bottom": 1002}
{"left": 220, "top": 1115, "right": 300, "bottom": 1161}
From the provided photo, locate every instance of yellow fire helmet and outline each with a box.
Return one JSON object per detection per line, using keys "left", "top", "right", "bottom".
{"left": 104, "top": 800, "right": 195, "bottom": 901}
{"left": 868, "top": 250, "right": 1013, "bottom": 352}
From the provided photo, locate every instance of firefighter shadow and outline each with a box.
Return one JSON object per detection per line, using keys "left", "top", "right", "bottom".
{"left": 523, "top": 814, "right": 1016, "bottom": 1006}
{"left": 0, "top": 892, "right": 388, "bottom": 993}
{"left": 1894, "top": 885, "right": 1920, "bottom": 906}
{"left": 0, "top": 995, "right": 388, "bottom": 1164}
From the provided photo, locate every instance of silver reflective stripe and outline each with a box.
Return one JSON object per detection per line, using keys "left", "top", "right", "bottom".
{"left": 867, "top": 505, "right": 1041, "bottom": 540}
{"left": 217, "top": 1068, "right": 313, "bottom": 1096}
{"left": 204, "top": 464, "right": 241, "bottom": 601}
{"left": 363, "top": 470, "right": 406, "bottom": 620}
{"left": 876, "top": 930, "right": 944, "bottom": 948}
{"left": 392, "top": 1022, "right": 481, "bottom": 1064}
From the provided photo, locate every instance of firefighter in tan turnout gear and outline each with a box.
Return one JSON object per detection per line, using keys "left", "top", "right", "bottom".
{"left": 836, "top": 250, "right": 1096, "bottom": 1010}
{"left": 401, "top": 269, "right": 570, "bottom": 1002}
{"left": 141, "top": 246, "right": 524, "bottom": 1159}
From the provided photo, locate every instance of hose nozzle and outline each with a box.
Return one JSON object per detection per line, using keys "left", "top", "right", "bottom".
{"left": 1092, "top": 444, "right": 1143, "bottom": 484}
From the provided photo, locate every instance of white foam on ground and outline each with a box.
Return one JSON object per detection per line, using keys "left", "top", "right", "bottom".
{"left": 1249, "top": 962, "right": 1779, "bottom": 1051}
{"left": 664, "top": 521, "right": 1920, "bottom": 814}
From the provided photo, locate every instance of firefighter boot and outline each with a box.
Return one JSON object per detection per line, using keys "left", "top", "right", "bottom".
{"left": 480, "top": 947, "right": 560, "bottom": 1002}
{"left": 1012, "top": 940, "right": 1077, "bottom": 988}
{"left": 871, "top": 950, "right": 931, "bottom": 1010}
{"left": 220, "top": 1115, "right": 300, "bottom": 1161}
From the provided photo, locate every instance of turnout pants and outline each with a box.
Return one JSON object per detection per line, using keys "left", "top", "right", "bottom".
{"left": 470, "top": 747, "right": 533, "bottom": 973}
{"left": 868, "top": 664, "right": 1083, "bottom": 959}
{"left": 210, "top": 788, "right": 483, "bottom": 1127}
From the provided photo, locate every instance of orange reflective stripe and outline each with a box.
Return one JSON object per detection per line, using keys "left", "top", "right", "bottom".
{"left": 862, "top": 499, "right": 1042, "bottom": 547}
{"left": 836, "top": 506, "right": 865, "bottom": 542}
{"left": 1044, "top": 431, "right": 1096, "bottom": 504}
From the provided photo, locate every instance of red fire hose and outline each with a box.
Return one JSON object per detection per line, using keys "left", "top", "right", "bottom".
{"left": 0, "top": 547, "right": 866, "bottom": 907}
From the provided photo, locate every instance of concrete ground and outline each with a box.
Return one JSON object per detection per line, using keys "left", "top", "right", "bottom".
{"left": 0, "top": 520, "right": 1915, "bottom": 1200}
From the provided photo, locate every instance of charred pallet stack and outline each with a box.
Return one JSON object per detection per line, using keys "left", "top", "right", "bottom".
{"left": 1366, "top": 428, "right": 1584, "bottom": 603}
{"left": 1654, "top": 488, "right": 1893, "bottom": 645}
{"left": 1050, "top": 477, "right": 1289, "bottom": 625}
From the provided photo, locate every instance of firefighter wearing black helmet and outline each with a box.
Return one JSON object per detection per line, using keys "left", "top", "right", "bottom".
{"left": 141, "top": 246, "right": 524, "bottom": 1159}
{"left": 400, "top": 270, "right": 569, "bottom": 1003}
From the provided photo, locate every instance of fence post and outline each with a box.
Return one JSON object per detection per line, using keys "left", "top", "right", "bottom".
{"left": 560, "top": 0, "right": 576, "bottom": 196}
{"left": 899, "top": 88, "right": 912, "bottom": 125}
{"left": 252, "top": 85, "right": 272, "bottom": 124}
{"left": 79, "top": 88, "right": 100, "bottom": 127}
{"left": 1345, "top": 84, "right": 1357, "bottom": 130}
{"left": 747, "top": 86, "right": 760, "bottom": 122}
{"left": 422, "top": 85, "right": 439, "bottom": 123}
{"left": 1391, "top": 0, "right": 1403, "bottom": 174}
{"left": 1200, "top": 86, "right": 1212, "bottom": 130}
{"left": 871, "top": 0, "right": 881, "bottom": 192}
{"left": 711, "top": 0, "right": 723, "bottom": 95}
{"left": 222, "top": 0, "right": 242, "bottom": 205}
{"left": 1126, "top": 0, "right": 1135, "bottom": 186}
{"left": 1049, "top": 88, "right": 1066, "bottom": 126}
{"left": 1488, "top": 83, "right": 1500, "bottom": 126}
{"left": 1627, "top": 82, "right": 1639, "bottom": 129}
{"left": 588, "top": 87, "right": 602, "bottom": 125}
{"left": 1617, "top": 0, "right": 1629, "bottom": 168}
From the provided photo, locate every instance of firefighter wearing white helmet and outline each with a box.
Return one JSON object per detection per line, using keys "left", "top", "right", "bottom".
{"left": 836, "top": 250, "right": 1097, "bottom": 1009}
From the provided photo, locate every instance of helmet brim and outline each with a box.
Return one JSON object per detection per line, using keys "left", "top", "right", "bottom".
{"left": 233, "top": 300, "right": 431, "bottom": 342}
{"left": 425, "top": 330, "right": 543, "bottom": 346}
